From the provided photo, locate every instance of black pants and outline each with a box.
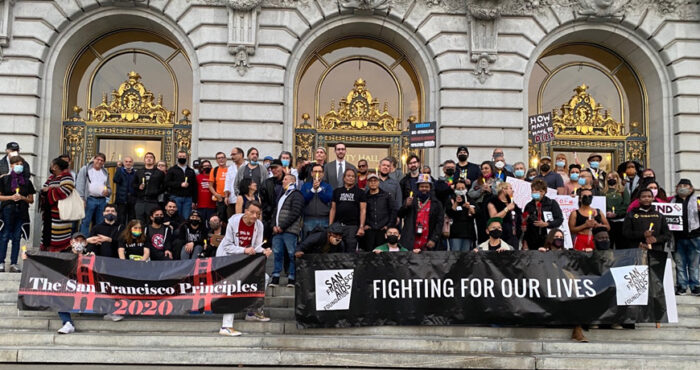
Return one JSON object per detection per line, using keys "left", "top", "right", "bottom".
{"left": 134, "top": 200, "right": 158, "bottom": 224}
{"left": 117, "top": 199, "right": 136, "bottom": 226}
{"left": 340, "top": 224, "right": 359, "bottom": 252}
{"left": 361, "top": 228, "right": 386, "bottom": 252}
{"left": 609, "top": 220, "right": 625, "bottom": 249}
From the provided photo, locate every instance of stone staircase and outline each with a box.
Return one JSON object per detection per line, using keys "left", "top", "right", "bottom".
{"left": 0, "top": 272, "right": 699, "bottom": 369}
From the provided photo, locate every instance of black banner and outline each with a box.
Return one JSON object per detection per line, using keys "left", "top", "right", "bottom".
{"left": 18, "top": 252, "right": 265, "bottom": 316}
{"left": 296, "top": 249, "right": 673, "bottom": 328}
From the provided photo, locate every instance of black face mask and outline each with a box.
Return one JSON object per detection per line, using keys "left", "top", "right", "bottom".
{"left": 418, "top": 191, "right": 430, "bottom": 201}
{"left": 177, "top": 157, "right": 187, "bottom": 165}
{"left": 607, "top": 179, "right": 617, "bottom": 186}
{"left": 581, "top": 195, "right": 593, "bottom": 206}
{"left": 386, "top": 235, "right": 399, "bottom": 245}
{"left": 596, "top": 240, "right": 610, "bottom": 250}
{"left": 104, "top": 213, "right": 116, "bottom": 222}
{"left": 457, "top": 154, "right": 468, "bottom": 162}
{"left": 540, "top": 164, "right": 550, "bottom": 173}
{"left": 444, "top": 168, "right": 455, "bottom": 176}
{"left": 202, "top": 167, "right": 212, "bottom": 174}
{"left": 553, "top": 238, "right": 565, "bottom": 248}
{"left": 190, "top": 219, "right": 200, "bottom": 227}
{"left": 153, "top": 216, "right": 164, "bottom": 225}
{"left": 489, "top": 229, "right": 503, "bottom": 239}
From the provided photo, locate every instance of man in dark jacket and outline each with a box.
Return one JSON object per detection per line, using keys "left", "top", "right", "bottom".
{"left": 623, "top": 188, "right": 672, "bottom": 251}
{"left": 0, "top": 142, "right": 30, "bottom": 179}
{"left": 399, "top": 174, "right": 443, "bottom": 252}
{"left": 295, "top": 223, "right": 345, "bottom": 256}
{"left": 260, "top": 159, "right": 285, "bottom": 247}
{"left": 86, "top": 204, "right": 122, "bottom": 257}
{"left": 164, "top": 150, "right": 198, "bottom": 219}
{"left": 399, "top": 154, "right": 421, "bottom": 203}
{"left": 270, "top": 174, "right": 304, "bottom": 287}
{"left": 362, "top": 174, "right": 397, "bottom": 251}
{"left": 300, "top": 164, "right": 333, "bottom": 238}
{"left": 113, "top": 156, "right": 137, "bottom": 226}
{"left": 133, "top": 152, "right": 164, "bottom": 223}
{"left": 523, "top": 179, "right": 564, "bottom": 250}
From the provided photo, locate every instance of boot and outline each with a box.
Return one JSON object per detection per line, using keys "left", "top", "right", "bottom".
{"left": 571, "top": 325, "right": 588, "bottom": 342}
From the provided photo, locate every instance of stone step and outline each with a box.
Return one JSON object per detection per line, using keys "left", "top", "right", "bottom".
{"left": 0, "top": 273, "right": 20, "bottom": 281}
{"left": 0, "top": 306, "right": 296, "bottom": 321}
{"left": 534, "top": 354, "right": 700, "bottom": 369}
{"left": 675, "top": 295, "right": 700, "bottom": 304}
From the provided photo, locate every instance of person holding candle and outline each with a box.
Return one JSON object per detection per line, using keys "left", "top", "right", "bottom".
{"left": 622, "top": 188, "right": 672, "bottom": 251}
{"left": 165, "top": 150, "right": 198, "bottom": 219}
{"left": 300, "top": 164, "right": 333, "bottom": 239}
{"left": 603, "top": 172, "right": 630, "bottom": 249}
{"left": 468, "top": 161, "right": 498, "bottom": 244}
{"left": 523, "top": 179, "right": 564, "bottom": 250}
{"left": 75, "top": 153, "right": 112, "bottom": 235}
{"left": 569, "top": 187, "right": 610, "bottom": 251}
{"left": 0, "top": 156, "right": 35, "bottom": 272}
{"left": 487, "top": 182, "right": 522, "bottom": 249}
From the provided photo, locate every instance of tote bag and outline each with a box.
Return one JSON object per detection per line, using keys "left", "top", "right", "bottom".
{"left": 58, "top": 190, "right": 85, "bottom": 221}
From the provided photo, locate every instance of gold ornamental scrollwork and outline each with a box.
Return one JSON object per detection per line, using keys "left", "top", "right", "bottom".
{"left": 294, "top": 133, "right": 314, "bottom": 160}
{"left": 89, "top": 71, "right": 174, "bottom": 125}
{"left": 318, "top": 79, "right": 400, "bottom": 132}
{"left": 552, "top": 84, "right": 626, "bottom": 137}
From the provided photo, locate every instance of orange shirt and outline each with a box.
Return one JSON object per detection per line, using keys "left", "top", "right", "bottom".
{"left": 209, "top": 166, "right": 228, "bottom": 195}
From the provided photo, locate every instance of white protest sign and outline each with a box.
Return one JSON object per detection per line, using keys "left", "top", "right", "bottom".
{"left": 652, "top": 202, "right": 683, "bottom": 231}
{"left": 553, "top": 195, "right": 606, "bottom": 249}
{"left": 506, "top": 177, "right": 556, "bottom": 211}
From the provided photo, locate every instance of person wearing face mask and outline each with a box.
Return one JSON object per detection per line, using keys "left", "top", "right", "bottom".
{"left": 534, "top": 156, "right": 566, "bottom": 195}
{"left": 234, "top": 147, "right": 268, "bottom": 193}
{"left": 554, "top": 153, "right": 570, "bottom": 184}
{"left": 446, "top": 179, "right": 477, "bottom": 252}
{"left": 488, "top": 182, "right": 522, "bottom": 249}
{"left": 623, "top": 188, "right": 672, "bottom": 251}
{"left": 295, "top": 222, "right": 346, "bottom": 255}
{"left": 475, "top": 218, "right": 513, "bottom": 252}
{"left": 204, "top": 215, "right": 225, "bottom": 258}
{"left": 85, "top": 204, "right": 122, "bottom": 258}
{"left": 565, "top": 164, "right": 584, "bottom": 196}
{"left": 0, "top": 142, "right": 30, "bottom": 179}
{"left": 669, "top": 179, "right": 700, "bottom": 295}
{"left": 399, "top": 174, "right": 444, "bottom": 253}
{"left": 263, "top": 156, "right": 274, "bottom": 175}
{"left": 454, "top": 146, "right": 481, "bottom": 187}
{"left": 569, "top": 187, "right": 610, "bottom": 252}
{"left": 627, "top": 180, "right": 668, "bottom": 212}
{"left": 539, "top": 229, "right": 565, "bottom": 252}
{"left": 603, "top": 172, "right": 630, "bottom": 249}
{"left": 468, "top": 161, "right": 498, "bottom": 244}
{"left": 523, "top": 179, "right": 564, "bottom": 250}
{"left": 585, "top": 153, "right": 606, "bottom": 190}
{"left": 118, "top": 220, "right": 151, "bottom": 261}
{"left": 113, "top": 156, "right": 137, "bottom": 226}
{"left": 435, "top": 160, "right": 457, "bottom": 207}
{"left": 195, "top": 160, "right": 217, "bottom": 224}
{"left": 133, "top": 152, "right": 164, "bottom": 224}
{"left": 176, "top": 210, "right": 208, "bottom": 260}
{"left": 0, "top": 156, "right": 35, "bottom": 272}
{"left": 270, "top": 174, "right": 305, "bottom": 287}
{"left": 373, "top": 227, "right": 409, "bottom": 253}
{"left": 39, "top": 157, "right": 75, "bottom": 252}
{"left": 362, "top": 174, "right": 397, "bottom": 251}
{"left": 525, "top": 168, "right": 538, "bottom": 182}
{"left": 145, "top": 208, "right": 174, "bottom": 260}
{"left": 617, "top": 160, "right": 642, "bottom": 195}
{"left": 512, "top": 162, "right": 527, "bottom": 181}
{"left": 491, "top": 149, "right": 514, "bottom": 182}
{"left": 165, "top": 150, "right": 198, "bottom": 219}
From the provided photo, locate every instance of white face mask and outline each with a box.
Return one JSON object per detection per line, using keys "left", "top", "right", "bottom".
{"left": 454, "top": 190, "right": 467, "bottom": 197}
{"left": 495, "top": 161, "right": 505, "bottom": 169}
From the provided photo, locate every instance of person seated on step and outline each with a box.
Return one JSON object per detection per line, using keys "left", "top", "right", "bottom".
{"left": 216, "top": 200, "right": 273, "bottom": 336}
{"left": 474, "top": 218, "right": 514, "bottom": 252}
{"left": 373, "top": 226, "right": 409, "bottom": 253}
{"left": 294, "top": 223, "right": 345, "bottom": 257}
{"left": 175, "top": 210, "right": 207, "bottom": 260}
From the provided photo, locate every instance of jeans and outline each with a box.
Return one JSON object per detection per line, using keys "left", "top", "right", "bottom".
{"left": 272, "top": 233, "right": 297, "bottom": 280}
{"left": 339, "top": 224, "right": 359, "bottom": 253}
{"left": 171, "top": 196, "right": 192, "bottom": 219}
{"left": 58, "top": 312, "right": 72, "bottom": 324}
{"left": 180, "top": 244, "right": 203, "bottom": 260}
{"left": 449, "top": 238, "right": 474, "bottom": 252}
{"left": 302, "top": 217, "right": 329, "bottom": 239}
{"left": 80, "top": 196, "right": 106, "bottom": 235}
{"left": 197, "top": 208, "right": 216, "bottom": 228}
{"left": 674, "top": 237, "right": 700, "bottom": 289}
{"left": 0, "top": 206, "right": 23, "bottom": 264}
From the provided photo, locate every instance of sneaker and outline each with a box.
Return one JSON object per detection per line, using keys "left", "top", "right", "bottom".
{"left": 245, "top": 312, "right": 270, "bottom": 322}
{"left": 0, "top": 264, "right": 5, "bottom": 273}
{"left": 218, "top": 327, "right": 242, "bottom": 336}
{"left": 103, "top": 314, "right": 124, "bottom": 322}
{"left": 691, "top": 287, "right": 700, "bottom": 295}
{"left": 676, "top": 287, "right": 689, "bottom": 296}
{"left": 287, "top": 278, "right": 295, "bottom": 288}
{"left": 9, "top": 264, "right": 20, "bottom": 273}
{"left": 269, "top": 277, "right": 280, "bottom": 287}
{"left": 589, "top": 325, "right": 599, "bottom": 329}
{"left": 57, "top": 322, "right": 75, "bottom": 334}
{"left": 611, "top": 324, "right": 624, "bottom": 330}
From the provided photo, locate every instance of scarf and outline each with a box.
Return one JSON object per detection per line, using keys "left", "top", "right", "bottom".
{"left": 10, "top": 171, "right": 25, "bottom": 192}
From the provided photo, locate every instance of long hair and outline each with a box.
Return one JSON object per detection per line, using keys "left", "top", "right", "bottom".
{"left": 543, "top": 229, "right": 564, "bottom": 250}
{"left": 121, "top": 220, "right": 146, "bottom": 245}
{"left": 602, "top": 172, "right": 625, "bottom": 194}
{"left": 477, "top": 161, "right": 496, "bottom": 183}
{"left": 238, "top": 177, "right": 255, "bottom": 196}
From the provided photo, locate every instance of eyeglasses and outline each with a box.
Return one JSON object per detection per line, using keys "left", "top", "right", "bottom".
{"left": 358, "top": 164, "right": 367, "bottom": 168}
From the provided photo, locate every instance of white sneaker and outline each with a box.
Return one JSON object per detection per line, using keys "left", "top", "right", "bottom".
{"left": 103, "top": 314, "right": 124, "bottom": 322}
{"left": 245, "top": 312, "right": 270, "bottom": 322}
{"left": 57, "top": 322, "right": 75, "bottom": 334}
{"left": 219, "top": 327, "right": 242, "bottom": 336}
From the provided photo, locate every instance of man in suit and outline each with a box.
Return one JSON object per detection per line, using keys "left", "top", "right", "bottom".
{"left": 323, "top": 142, "right": 356, "bottom": 189}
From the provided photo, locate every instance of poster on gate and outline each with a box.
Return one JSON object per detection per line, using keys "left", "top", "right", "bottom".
{"left": 506, "top": 177, "right": 557, "bottom": 210}
{"left": 652, "top": 202, "right": 684, "bottom": 231}
{"left": 553, "top": 195, "right": 606, "bottom": 249}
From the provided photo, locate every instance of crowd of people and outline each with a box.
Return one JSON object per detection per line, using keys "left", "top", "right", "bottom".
{"left": 0, "top": 141, "right": 698, "bottom": 340}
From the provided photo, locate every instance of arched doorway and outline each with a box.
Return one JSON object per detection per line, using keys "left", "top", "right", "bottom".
{"left": 293, "top": 37, "right": 424, "bottom": 171}
{"left": 527, "top": 43, "right": 648, "bottom": 173}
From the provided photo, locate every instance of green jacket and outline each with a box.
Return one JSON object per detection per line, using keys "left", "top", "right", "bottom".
{"left": 605, "top": 188, "right": 630, "bottom": 220}
{"left": 374, "top": 243, "right": 408, "bottom": 252}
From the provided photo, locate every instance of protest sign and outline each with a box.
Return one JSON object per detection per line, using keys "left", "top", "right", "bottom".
{"left": 409, "top": 121, "right": 437, "bottom": 148}
{"left": 506, "top": 177, "right": 556, "bottom": 210}
{"left": 528, "top": 112, "right": 554, "bottom": 143}
{"left": 553, "top": 195, "right": 606, "bottom": 249}
{"left": 652, "top": 202, "right": 683, "bottom": 231}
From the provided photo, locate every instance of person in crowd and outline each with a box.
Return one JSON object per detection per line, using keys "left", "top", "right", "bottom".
{"left": 669, "top": 179, "right": 700, "bottom": 295}
{"left": 85, "top": 204, "right": 122, "bottom": 257}
{"left": 586, "top": 153, "right": 606, "bottom": 190}
{"left": 192, "top": 159, "right": 201, "bottom": 175}
{"left": 217, "top": 200, "right": 272, "bottom": 336}
{"left": 113, "top": 156, "right": 137, "bottom": 225}
{"left": 578, "top": 170, "right": 601, "bottom": 196}
{"left": 593, "top": 228, "right": 612, "bottom": 250}
{"left": 301, "top": 147, "right": 327, "bottom": 183}
{"left": 488, "top": 182, "right": 522, "bottom": 249}
{"left": 133, "top": 152, "right": 164, "bottom": 223}
{"left": 512, "top": 161, "right": 526, "bottom": 180}
{"left": 51, "top": 232, "right": 86, "bottom": 334}
{"left": 234, "top": 147, "right": 268, "bottom": 195}
{"left": 569, "top": 187, "right": 610, "bottom": 252}
{"left": 295, "top": 222, "right": 346, "bottom": 256}
{"left": 270, "top": 174, "right": 304, "bottom": 287}
{"left": 162, "top": 199, "right": 183, "bottom": 230}
{"left": 492, "top": 149, "right": 513, "bottom": 181}
{"left": 399, "top": 174, "right": 443, "bottom": 253}
{"left": 263, "top": 156, "right": 274, "bottom": 176}
{"left": 165, "top": 150, "right": 198, "bottom": 219}
{"left": 223, "top": 147, "right": 246, "bottom": 218}
{"left": 421, "top": 165, "right": 432, "bottom": 176}
{"left": 323, "top": 142, "right": 356, "bottom": 190}
{"left": 627, "top": 180, "right": 668, "bottom": 212}
{"left": 278, "top": 151, "right": 298, "bottom": 181}
{"left": 58, "top": 153, "right": 77, "bottom": 179}
{"left": 388, "top": 156, "right": 402, "bottom": 182}
{"left": 362, "top": 173, "right": 396, "bottom": 251}
{"left": 618, "top": 160, "right": 642, "bottom": 195}
{"left": 603, "top": 172, "right": 630, "bottom": 249}
{"left": 156, "top": 161, "right": 169, "bottom": 208}
{"left": 260, "top": 159, "right": 284, "bottom": 246}
{"left": 146, "top": 207, "right": 174, "bottom": 260}
{"left": 455, "top": 146, "right": 481, "bottom": 186}
{"left": 76, "top": 153, "right": 112, "bottom": 235}
{"left": 39, "top": 157, "right": 75, "bottom": 252}
{"left": 118, "top": 220, "right": 151, "bottom": 261}
{"left": 0, "top": 142, "right": 30, "bottom": 179}
{"left": 377, "top": 157, "right": 402, "bottom": 212}
{"left": 196, "top": 160, "right": 216, "bottom": 224}
{"left": 156, "top": 161, "right": 167, "bottom": 174}
{"left": 435, "top": 160, "right": 456, "bottom": 207}
{"left": 534, "top": 156, "right": 565, "bottom": 195}
{"left": 446, "top": 179, "right": 477, "bottom": 252}
{"left": 0, "top": 155, "right": 35, "bottom": 272}
{"left": 468, "top": 161, "right": 498, "bottom": 244}
{"left": 295, "top": 157, "right": 308, "bottom": 187}
{"left": 300, "top": 164, "right": 332, "bottom": 237}
{"left": 554, "top": 153, "right": 570, "bottom": 185}
{"left": 630, "top": 170, "right": 658, "bottom": 200}
{"left": 177, "top": 210, "right": 207, "bottom": 260}
{"left": 356, "top": 159, "right": 369, "bottom": 189}
{"left": 204, "top": 214, "right": 225, "bottom": 258}
{"left": 539, "top": 229, "right": 565, "bottom": 252}
{"left": 525, "top": 168, "right": 538, "bottom": 182}
{"left": 400, "top": 154, "right": 422, "bottom": 202}
{"left": 565, "top": 164, "right": 584, "bottom": 196}
{"left": 623, "top": 188, "right": 672, "bottom": 251}
{"left": 207, "top": 152, "right": 228, "bottom": 222}
{"left": 373, "top": 226, "right": 409, "bottom": 253}
{"left": 475, "top": 218, "right": 513, "bottom": 252}
{"left": 523, "top": 179, "right": 564, "bottom": 250}
{"left": 235, "top": 177, "right": 261, "bottom": 215}
{"left": 329, "top": 169, "right": 366, "bottom": 252}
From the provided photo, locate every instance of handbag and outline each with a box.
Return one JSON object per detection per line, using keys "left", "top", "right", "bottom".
{"left": 58, "top": 190, "right": 85, "bottom": 221}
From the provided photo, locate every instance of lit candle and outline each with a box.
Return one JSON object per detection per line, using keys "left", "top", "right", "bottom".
{"left": 15, "top": 188, "right": 19, "bottom": 195}
{"left": 588, "top": 210, "right": 593, "bottom": 220}
{"left": 612, "top": 206, "right": 615, "bottom": 214}
{"left": 409, "top": 191, "right": 413, "bottom": 198}
{"left": 648, "top": 222, "right": 654, "bottom": 231}
{"left": 315, "top": 173, "right": 320, "bottom": 181}
{"left": 185, "top": 176, "right": 188, "bottom": 184}
{"left": 142, "top": 177, "right": 145, "bottom": 185}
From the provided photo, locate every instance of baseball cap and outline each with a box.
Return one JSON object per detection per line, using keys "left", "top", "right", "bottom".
{"left": 269, "top": 159, "right": 283, "bottom": 167}
{"left": 6, "top": 142, "right": 19, "bottom": 151}
{"left": 71, "top": 232, "right": 86, "bottom": 240}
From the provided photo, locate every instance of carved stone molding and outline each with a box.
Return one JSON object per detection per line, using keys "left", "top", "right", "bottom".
{"left": 0, "top": 0, "right": 15, "bottom": 62}
{"left": 226, "top": 1, "right": 262, "bottom": 76}
{"left": 576, "top": 0, "right": 630, "bottom": 17}
{"left": 339, "top": 0, "right": 390, "bottom": 11}
{"left": 467, "top": 0, "right": 501, "bottom": 84}
{"left": 226, "top": 0, "right": 264, "bottom": 10}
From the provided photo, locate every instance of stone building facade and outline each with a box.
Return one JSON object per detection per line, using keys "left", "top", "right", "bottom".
{"left": 0, "top": 0, "right": 698, "bottom": 191}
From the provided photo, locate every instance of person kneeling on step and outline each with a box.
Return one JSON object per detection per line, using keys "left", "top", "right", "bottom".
{"left": 216, "top": 200, "right": 272, "bottom": 336}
